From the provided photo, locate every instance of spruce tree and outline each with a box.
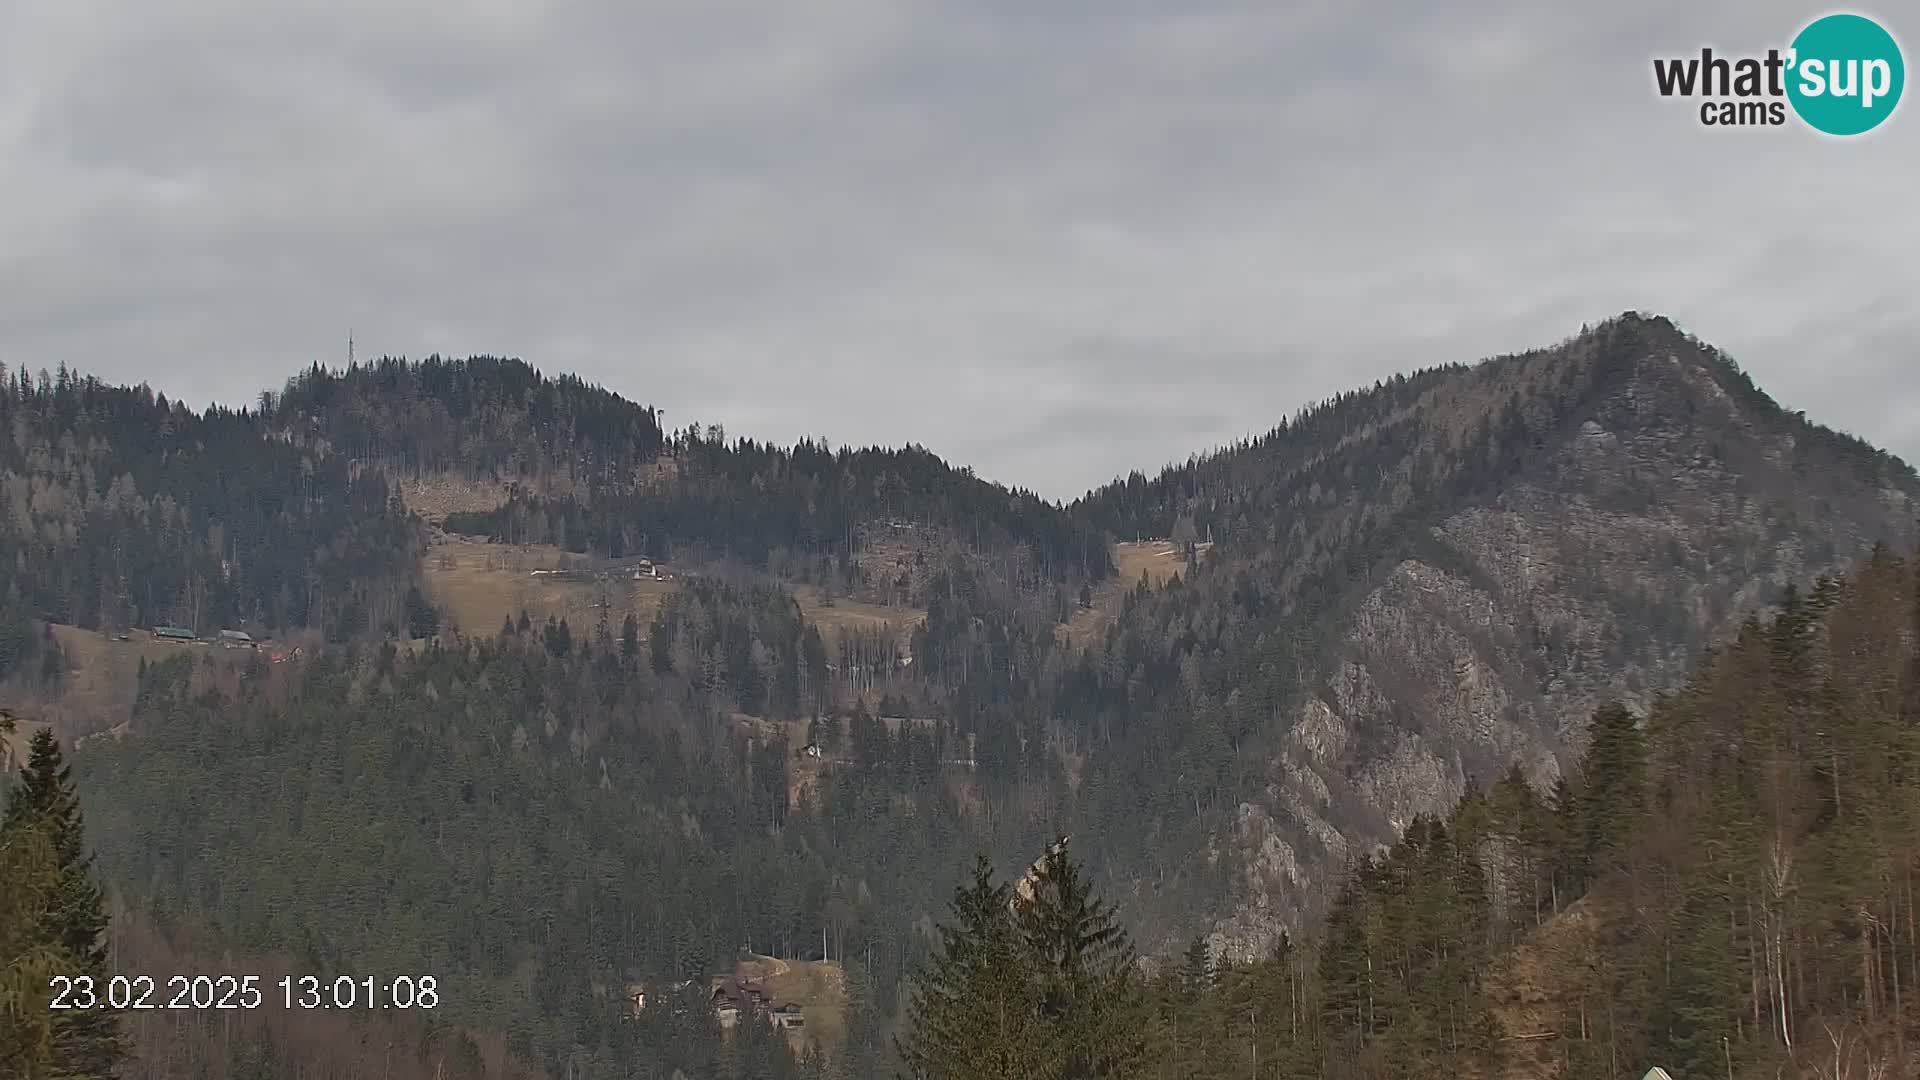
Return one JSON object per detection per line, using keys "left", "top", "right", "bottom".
{"left": 1178, "top": 935, "right": 1212, "bottom": 998}
{"left": 1547, "top": 774, "right": 1584, "bottom": 907}
{"left": 404, "top": 584, "right": 439, "bottom": 639}
{"left": 1578, "top": 703, "right": 1646, "bottom": 875}
{"left": 1490, "top": 762, "right": 1548, "bottom": 931}
{"left": 1, "top": 710, "right": 66, "bottom": 1078}
{"left": 1015, "top": 843, "right": 1154, "bottom": 1078}
{"left": 896, "top": 856, "right": 1053, "bottom": 1080}
{"left": 1167, "top": 936, "right": 1226, "bottom": 1079}
{"left": 0, "top": 815, "right": 64, "bottom": 1078}
{"left": 1316, "top": 864, "right": 1376, "bottom": 1052}
{"left": 1, "top": 723, "right": 121, "bottom": 1076}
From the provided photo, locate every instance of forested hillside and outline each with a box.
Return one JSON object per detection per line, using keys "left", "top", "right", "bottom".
{"left": 1051, "top": 312, "right": 1920, "bottom": 954}
{"left": 447, "top": 436, "right": 1114, "bottom": 601}
{"left": 0, "top": 364, "right": 422, "bottom": 642}
{"left": 70, "top": 594, "right": 1065, "bottom": 1077}
{"left": 270, "top": 353, "right": 1111, "bottom": 604}
{"left": 9, "top": 312, "right": 1920, "bottom": 1078}
{"left": 891, "top": 545, "right": 1920, "bottom": 1079}
{"left": 269, "top": 355, "right": 669, "bottom": 486}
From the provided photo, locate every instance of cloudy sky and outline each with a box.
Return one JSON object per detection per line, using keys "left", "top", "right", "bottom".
{"left": 2, "top": 1, "right": 1913, "bottom": 500}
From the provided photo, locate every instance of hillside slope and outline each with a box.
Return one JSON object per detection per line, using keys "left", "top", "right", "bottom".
{"left": 1063, "top": 313, "right": 1920, "bottom": 954}
{"left": 273, "top": 354, "right": 1113, "bottom": 611}
{"left": 20, "top": 312, "right": 1920, "bottom": 1079}
{"left": 1103, "top": 546, "right": 1920, "bottom": 1079}
{"left": 0, "top": 365, "right": 423, "bottom": 647}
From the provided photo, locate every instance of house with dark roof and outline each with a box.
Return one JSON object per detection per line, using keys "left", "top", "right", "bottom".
{"left": 707, "top": 976, "right": 804, "bottom": 1032}
{"left": 710, "top": 980, "right": 748, "bottom": 1029}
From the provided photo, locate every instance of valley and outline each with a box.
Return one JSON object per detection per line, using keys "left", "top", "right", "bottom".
{"left": 5, "top": 312, "right": 1919, "bottom": 1079}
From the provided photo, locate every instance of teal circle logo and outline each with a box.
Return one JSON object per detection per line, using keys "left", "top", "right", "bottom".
{"left": 1786, "top": 13, "right": 1904, "bottom": 135}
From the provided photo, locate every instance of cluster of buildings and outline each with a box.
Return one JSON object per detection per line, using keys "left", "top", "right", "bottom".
{"left": 148, "top": 625, "right": 300, "bottom": 664}
{"left": 151, "top": 625, "right": 258, "bottom": 647}
{"left": 623, "top": 973, "right": 805, "bottom": 1033}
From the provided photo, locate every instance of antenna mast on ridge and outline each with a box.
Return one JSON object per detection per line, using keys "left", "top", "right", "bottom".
{"left": 348, "top": 329, "right": 355, "bottom": 367}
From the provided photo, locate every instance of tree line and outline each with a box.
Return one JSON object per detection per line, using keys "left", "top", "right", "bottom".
{"left": 68, "top": 612, "right": 1071, "bottom": 1076}
{"left": 0, "top": 362, "right": 424, "bottom": 639}
{"left": 269, "top": 354, "right": 669, "bottom": 484}
{"left": 443, "top": 437, "right": 1112, "bottom": 599}
{"left": 897, "top": 544, "right": 1920, "bottom": 1079}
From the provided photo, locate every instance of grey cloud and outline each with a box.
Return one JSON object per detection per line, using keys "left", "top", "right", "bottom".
{"left": 1, "top": 0, "right": 1915, "bottom": 500}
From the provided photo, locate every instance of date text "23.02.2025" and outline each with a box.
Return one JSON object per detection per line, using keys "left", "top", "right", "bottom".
{"left": 49, "top": 974, "right": 440, "bottom": 1010}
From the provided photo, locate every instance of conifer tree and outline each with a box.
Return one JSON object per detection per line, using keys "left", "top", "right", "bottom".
{"left": 0, "top": 722, "right": 121, "bottom": 1077}
{"left": 1547, "top": 774, "right": 1584, "bottom": 907}
{"left": 1, "top": 711, "right": 67, "bottom": 1078}
{"left": 1579, "top": 703, "right": 1646, "bottom": 876}
{"left": 1490, "top": 762, "right": 1548, "bottom": 933}
{"left": 1014, "top": 843, "right": 1154, "bottom": 1078}
{"left": 839, "top": 960, "right": 890, "bottom": 1080}
{"left": 1164, "top": 936, "right": 1227, "bottom": 1079}
{"left": 0, "top": 807, "right": 63, "bottom": 1078}
{"left": 1317, "top": 860, "right": 1378, "bottom": 1051}
{"left": 896, "top": 856, "right": 1052, "bottom": 1080}
{"left": 1178, "top": 935, "right": 1212, "bottom": 998}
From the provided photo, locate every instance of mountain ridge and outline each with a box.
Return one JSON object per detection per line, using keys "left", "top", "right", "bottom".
{"left": 10, "top": 310, "right": 1920, "bottom": 1077}
{"left": 1156, "top": 313, "right": 1920, "bottom": 958}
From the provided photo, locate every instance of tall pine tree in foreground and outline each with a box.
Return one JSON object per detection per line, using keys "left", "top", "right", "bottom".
{"left": 1, "top": 821, "right": 65, "bottom": 1078}
{"left": 1, "top": 709, "right": 70, "bottom": 1079}
{"left": 1, "top": 720, "right": 122, "bottom": 1078}
{"left": 897, "top": 856, "right": 1054, "bottom": 1080}
{"left": 898, "top": 843, "right": 1153, "bottom": 1080}
{"left": 1014, "top": 844, "right": 1153, "bottom": 1078}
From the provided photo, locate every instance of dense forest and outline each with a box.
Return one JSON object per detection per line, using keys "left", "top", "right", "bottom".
{"left": 269, "top": 355, "right": 669, "bottom": 485}
{"left": 891, "top": 545, "right": 1920, "bottom": 1079}
{"left": 269, "top": 353, "right": 1112, "bottom": 601}
{"left": 66, "top": 611, "right": 1065, "bottom": 1077}
{"left": 444, "top": 435, "right": 1114, "bottom": 601}
{"left": 0, "top": 363, "right": 423, "bottom": 639}
{"left": 8, "top": 313, "right": 1920, "bottom": 1078}
{"left": 53, "top": 543, "right": 1920, "bottom": 1078}
{"left": 1018, "top": 312, "right": 1920, "bottom": 938}
{"left": 1070, "top": 314, "right": 1911, "bottom": 546}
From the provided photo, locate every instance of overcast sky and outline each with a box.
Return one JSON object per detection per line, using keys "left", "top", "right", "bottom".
{"left": 2, "top": 1, "right": 1914, "bottom": 501}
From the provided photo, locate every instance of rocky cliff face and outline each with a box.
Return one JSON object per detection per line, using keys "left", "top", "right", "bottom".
{"left": 1194, "top": 317, "right": 1920, "bottom": 959}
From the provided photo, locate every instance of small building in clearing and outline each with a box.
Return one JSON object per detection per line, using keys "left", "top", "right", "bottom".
{"left": 152, "top": 626, "right": 196, "bottom": 642}
{"left": 709, "top": 977, "right": 796, "bottom": 1031}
